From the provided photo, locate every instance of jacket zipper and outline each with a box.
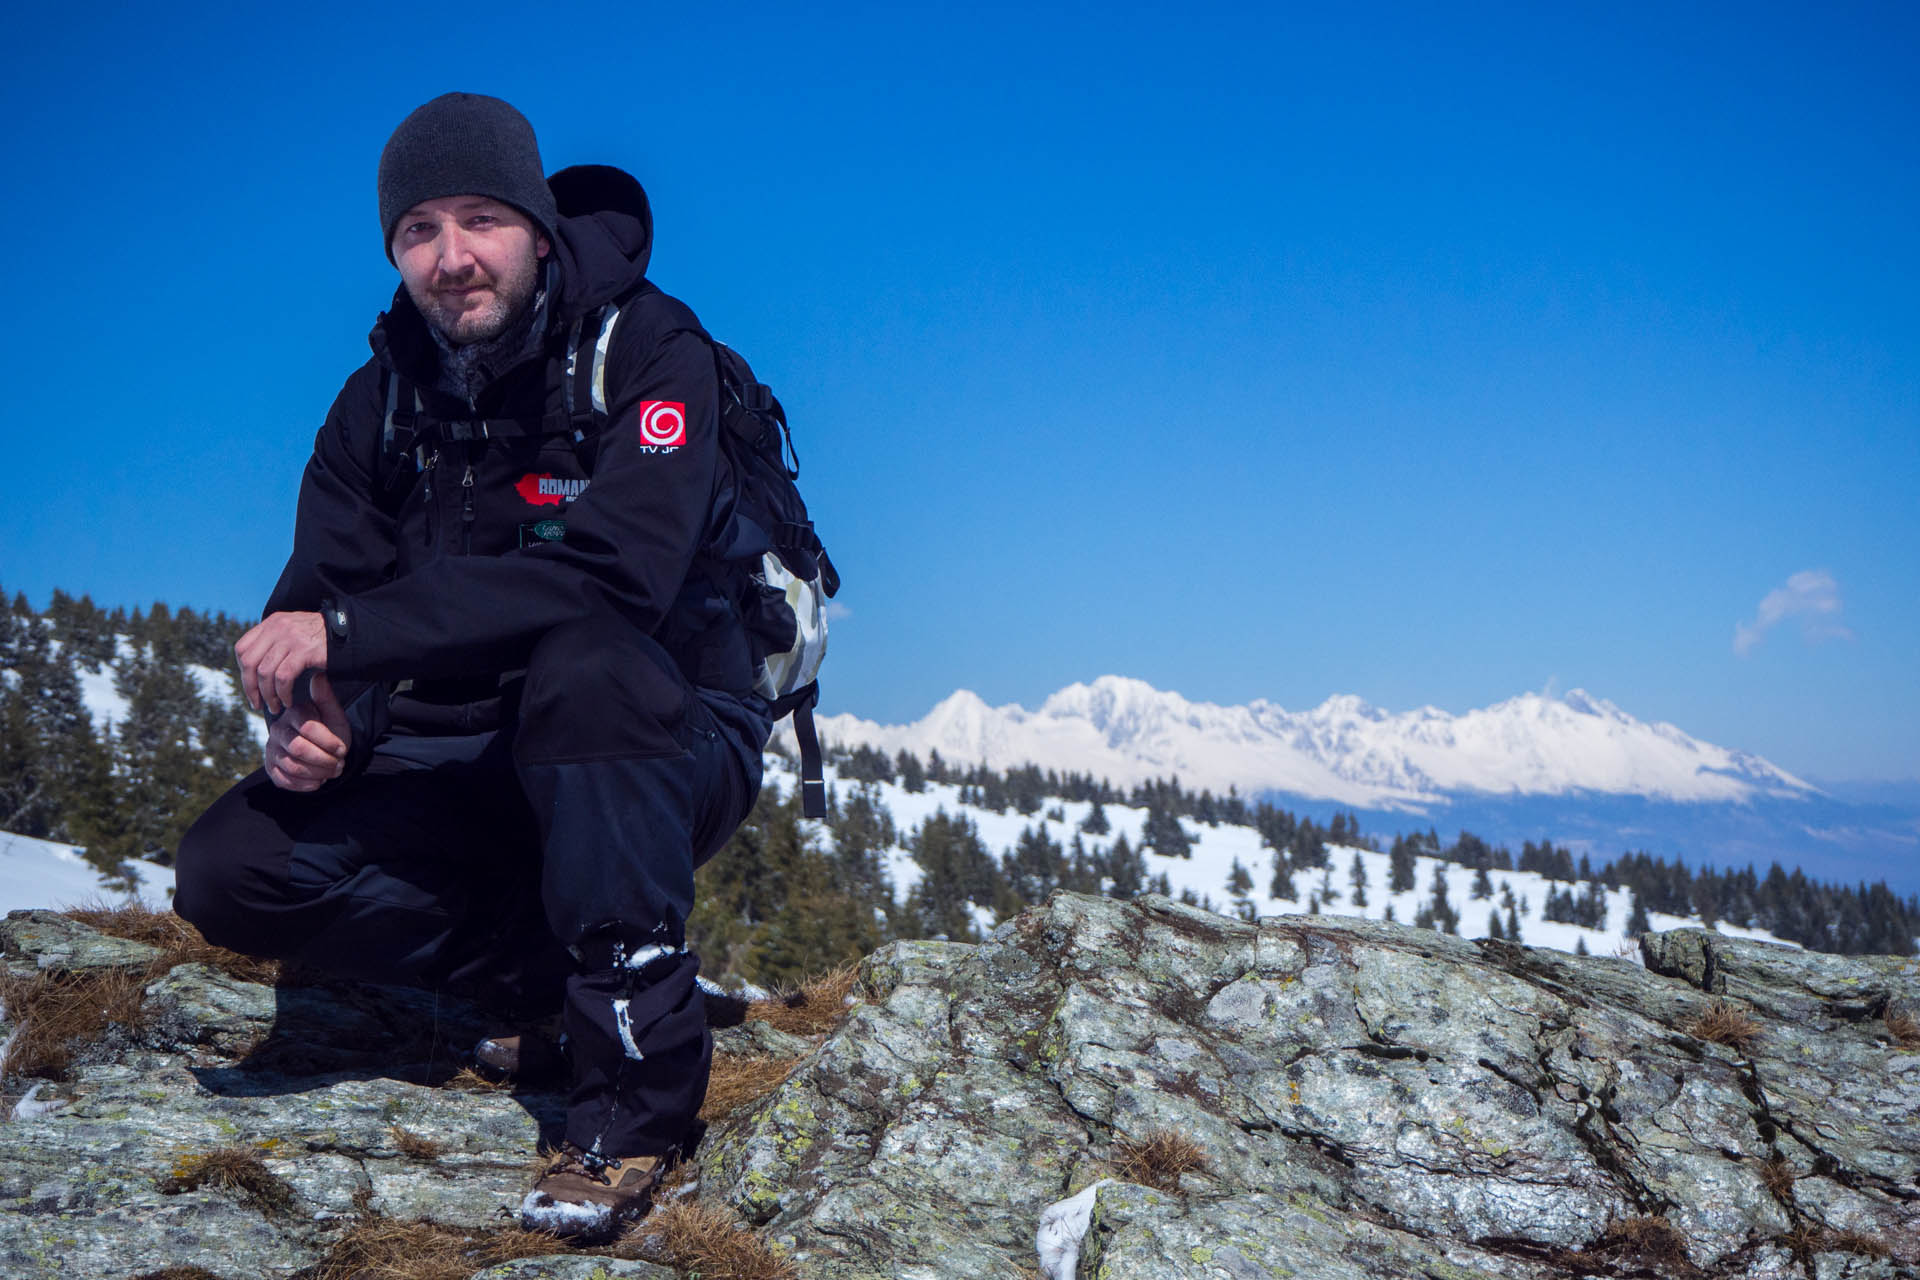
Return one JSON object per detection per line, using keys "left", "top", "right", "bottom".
{"left": 420, "top": 449, "right": 440, "bottom": 547}
{"left": 460, "top": 397, "right": 481, "bottom": 556}
{"left": 460, "top": 457, "right": 476, "bottom": 554}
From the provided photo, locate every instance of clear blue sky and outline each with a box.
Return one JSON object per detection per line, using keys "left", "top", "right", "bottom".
{"left": 3, "top": 1, "right": 1914, "bottom": 783}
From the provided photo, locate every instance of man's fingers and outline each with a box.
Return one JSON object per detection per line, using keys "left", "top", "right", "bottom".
{"left": 309, "top": 673, "right": 353, "bottom": 745}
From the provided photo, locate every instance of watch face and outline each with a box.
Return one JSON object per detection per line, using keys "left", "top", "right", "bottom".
{"left": 329, "top": 607, "right": 349, "bottom": 635}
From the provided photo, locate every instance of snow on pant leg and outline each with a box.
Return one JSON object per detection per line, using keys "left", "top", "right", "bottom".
{"left": 174, "top": 735, "right": 567, "bottom": 1012}
{"left": 512, "top": 614, "right": 761, "bottom": 1156}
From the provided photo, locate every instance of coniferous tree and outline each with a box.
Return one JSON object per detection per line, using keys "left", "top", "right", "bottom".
{"left": 896, "top": 750, "right": 927, "bottom": 794}
{"left": 1505, "top": 903, "right": 1522, "bottom": 939}
{"left": 904, "top": 809, "right": 1000, "bottom": 940}
{"left": 1079, "top": 800, "right": 1110, "bottom": 836}
{"left": 1388, "top": 835, "right": 1417, "bottom": 894}
{"left": 1348, "top": 852, "right": 1368, "bottom": 908}
{"left": 1487, "top": 909, "right": 1504, "bottom": 940}
{"left": 1471, "top": 865, "right": 1494, "bottom": 900}
{"left": 1226, "top": 857, "right": 1253, "bottom": 899}
{"left": 1142, "top": 804, "right": 1192, "bottom": 859}
{"left": 1101, "top": 833, "right": 1145, "bottom": 900}
{"left": 1626, "top": 891, "right": 1651, "bottom": 936}
{"left": 1269, "top": 851, "right": 1296, "bottom": 902}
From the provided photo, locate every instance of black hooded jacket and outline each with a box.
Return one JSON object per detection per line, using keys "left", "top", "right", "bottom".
{"left": 265, "top": 167, "right": 757, "bottom": 740}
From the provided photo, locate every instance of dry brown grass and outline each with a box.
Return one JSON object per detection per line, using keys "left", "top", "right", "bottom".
{"left": 1781, "top": 1222, "right": 1895, "bottom": 1260}
{"left": 0, "top": 964, "right": 149, "bottom": 1079}
{"left": 442, "top": 1066, "right": 511, "bottom": 1093}
{"left": 745, "top": 963, "right": 860, "bottom": 1036}
{"left": 624, "top": 1199, "right": 797, "bottom": 1280}
{"left": 1885, "top": 1006, "right": 1920, "bottom": 1049}
{"left": 1684, "top": 1000, "right": 1762, "bottom": 1052}
{"left": 1111, "top": 1130, "right": 1211, "bottom": 1193}
{"left": 131, "top": 1268, "right": 224, "bottom": 1280}
{"left": 301, "top": 1220, "right": 562, "bottom": 1280}
{"left": 0, "top": 904, "right": 286, "bottom": 1083}
{"left": 156, "top": 1144, "right": 296, "bottom": 1215}
{"left": 702, "top": 1052, "right": 804, "bottom": 1123}
{"left": 1757, "top": 1155, "right": 1797, "bottom": 1200}
{"left": 389, "top": 1126, "right": 444, "bottom": 1161}
{"left": 64, "top": 900, "right": 280, "bottom": 985}
{"left": 1593, "top": 1215, "right": 1691, "bottom": 1267}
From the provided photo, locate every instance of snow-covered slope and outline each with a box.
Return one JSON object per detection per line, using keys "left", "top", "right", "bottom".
{"left": 0, "top": 830, "right": 173, "bottom": 916}
{"left": 815, "top": 677, "right": 1814, "bottom": 810}
{"left": 765, "top": 756, "right": 1795, "bottom": 959}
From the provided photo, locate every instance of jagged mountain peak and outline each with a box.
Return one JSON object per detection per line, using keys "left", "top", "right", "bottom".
{"left": 816, "top": 678, "right": 1817, "bottom": 808}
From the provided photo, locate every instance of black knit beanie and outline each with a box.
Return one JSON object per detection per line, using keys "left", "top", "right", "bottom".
{"left": 377, "top": 93, "right": 560, "bottom": 262}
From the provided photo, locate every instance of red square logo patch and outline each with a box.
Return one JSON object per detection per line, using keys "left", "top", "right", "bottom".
{"left": 638, "top": 401, "right": 687, "bottom": 447}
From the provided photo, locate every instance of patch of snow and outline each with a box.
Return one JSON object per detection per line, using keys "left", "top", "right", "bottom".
{"left": 0, "top": 829, "right": 174, "bottom": 915}
{"left": 10, "top": 1083, "right": 66, "bottom": 1122}
{"left": 1036, "top": 1178, "right": 1115, "bottom": 1280}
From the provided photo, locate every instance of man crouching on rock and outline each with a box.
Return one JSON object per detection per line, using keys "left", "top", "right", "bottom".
{"left": 174, "top": 92, "right": 770, "bottom": 1243}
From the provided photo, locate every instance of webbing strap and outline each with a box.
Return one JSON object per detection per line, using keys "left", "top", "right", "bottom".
{"left": 793, "top": 685, "right": 827, "bottom": 819}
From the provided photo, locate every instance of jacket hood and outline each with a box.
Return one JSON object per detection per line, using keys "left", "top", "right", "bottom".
{"left": 370, "top": 164, "right": 655, "bottom": 383}
{"left": 545, "top": 164, "right": 654, "bottom": 316}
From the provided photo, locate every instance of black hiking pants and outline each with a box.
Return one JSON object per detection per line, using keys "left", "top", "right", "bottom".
{"left": 175, "top": 614, "right": 768, "bottom": 1156}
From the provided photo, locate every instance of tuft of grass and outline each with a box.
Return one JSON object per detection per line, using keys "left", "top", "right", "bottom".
{"left": 745, "top": 963, "right": 860, "bottom": 1036}
{"left": 702, "top": 1053, "right": 804, "bottom": 1123}
{"left": 1684, "top": 1000, "right": 1762, "bottom": 1052}
{"left": 1780, "top": 1222, "right": 1896, "bottom": 1261}
{"left": 1593, "top": 1215, "right": 1691, "bottom": 1268}
{"left": 0, "top": 906, "right": 286, "bottom": 1084}
{"left": 64, "top": 901, "right": 280, "bottom": 986}
{"left": 301, "top": 1220, "right": 561, "bottom": 1280}
{"left": 157, "top": 1144, "right": 296, "bottom": 1215}
{"left": 1757, "top": 1155, "right": 1797, "bottom": 1201}
{"left": 132, "top": 1269, "right": 225, "bottom": 1280}
{"left": 1885, "top": 1006, "right": 1919, "bottom": 1050}
{"left": 1823, "top": 1228, "right": 1894, "bottom": 1259}
{"left": 0, "top": 964, "right": 148, "bottom": 1079}
{"left": 389, "top": 1126, "right": 444, "bottom": 1161}
{"left": 443, "top": 1066, "right": 511, "bottom": 1093}
{"left": 622, "top": 1199, "right": 797, "bottom": 1280}
{"left": 1111, "top": 1130, "right": 1211, "bottom": 1193}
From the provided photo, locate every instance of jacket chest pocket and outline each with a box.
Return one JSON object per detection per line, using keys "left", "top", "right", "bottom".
{"left": 496, "top": 439, "right": 594, "bottom": 551}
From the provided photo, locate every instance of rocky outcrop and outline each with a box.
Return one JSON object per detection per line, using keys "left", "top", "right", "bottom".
{"left": 2, "top": 897, "right": 1916, "bottom": 1279}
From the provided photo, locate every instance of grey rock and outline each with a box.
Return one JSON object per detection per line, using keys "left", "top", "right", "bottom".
{"left": 2, "top": 908, "right": 163, "bottom": 975}
{"left": 471, "top": 1259, "right": 678, "bottom": 1279}
{"left": 3, "top": 899, "right": 1918, "bottom": 1279}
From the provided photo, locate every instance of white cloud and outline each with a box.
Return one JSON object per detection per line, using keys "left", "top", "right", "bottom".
{"left": 1734, "top": 569, "right": 1853, "bottom": 657}
{"left": 824, "top": 601, "right": 852, "bottom": 622}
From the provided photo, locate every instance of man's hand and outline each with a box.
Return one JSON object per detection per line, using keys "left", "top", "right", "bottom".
{"left": 236, "top": 611, "right": 328, "bottom": 715}
{"left": 263, "top": 673, "right": 352, "bottom": 792}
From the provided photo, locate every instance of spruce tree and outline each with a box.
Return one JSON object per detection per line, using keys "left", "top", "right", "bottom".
{"left": 1142, "top": 804, "right": 1192, "bottom": 859}
{"left": 1079, "top": 801, "right": 1110, "bottom": 836}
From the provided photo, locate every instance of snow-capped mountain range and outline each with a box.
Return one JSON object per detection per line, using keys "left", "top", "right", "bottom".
{"left": 816, "top": 677, "right": 1814, "bottom": 810}
{"left": 814, "top": 678, "right": 1918, "bottom": 893}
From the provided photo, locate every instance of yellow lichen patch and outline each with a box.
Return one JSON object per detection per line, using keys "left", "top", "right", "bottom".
{"left": 702, "top": 1053, "right": 804, "bottom": 1123}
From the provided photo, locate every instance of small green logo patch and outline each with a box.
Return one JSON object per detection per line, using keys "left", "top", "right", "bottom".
{"left": 518, "top": 519, "right": 567, "bottom": 546}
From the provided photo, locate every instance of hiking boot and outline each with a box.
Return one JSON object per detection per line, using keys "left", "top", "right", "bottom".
{"left": 472, "top": 1019, "right": 567, "bottom": 1086}
{"left": 519, "top": 1142, "right": 671, "bottom": 1242}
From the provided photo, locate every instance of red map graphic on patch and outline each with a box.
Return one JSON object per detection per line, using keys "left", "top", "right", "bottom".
{"left": 638, "top": 401, "right": 687, "bottom": 448}
{"left": 515, "top": 473, "right": 588, "bottom": 506}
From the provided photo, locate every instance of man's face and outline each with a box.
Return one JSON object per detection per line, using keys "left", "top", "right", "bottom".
{"left": 391, "top": 196, "right": 550, "bottom": 345}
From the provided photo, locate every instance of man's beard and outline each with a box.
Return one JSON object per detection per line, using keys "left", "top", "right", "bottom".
{"left": 410, "top": 251, "right": 541, "bottom": 345}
